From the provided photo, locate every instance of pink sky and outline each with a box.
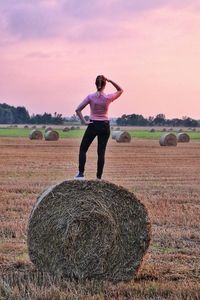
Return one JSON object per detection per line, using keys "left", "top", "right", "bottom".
{"left": 0, "top": 0, "right": 200, "bottom": 119}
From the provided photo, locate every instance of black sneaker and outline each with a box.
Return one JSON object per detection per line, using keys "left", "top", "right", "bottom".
{"left": 74, "top": 173, "right": 85, "bottom": 180}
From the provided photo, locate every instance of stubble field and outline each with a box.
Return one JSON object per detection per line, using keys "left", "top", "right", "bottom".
{"left": 0, "top": 136, "right": 200, "bottom": 299}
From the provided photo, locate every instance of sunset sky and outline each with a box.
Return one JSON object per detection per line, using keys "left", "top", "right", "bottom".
{"left": 0, "top": 0, "right": 200, "bottom": 119}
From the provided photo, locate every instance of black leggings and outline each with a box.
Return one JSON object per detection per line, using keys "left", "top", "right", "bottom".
{"left": 79, "top": 120, "right": 110, "bottom": 179}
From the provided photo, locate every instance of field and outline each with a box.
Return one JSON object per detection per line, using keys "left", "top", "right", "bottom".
{"left": 0, "top": 134, "right": 200, "bottom": 299}
{"left": 0, "top": 126, "right": 200, "bottom": 140}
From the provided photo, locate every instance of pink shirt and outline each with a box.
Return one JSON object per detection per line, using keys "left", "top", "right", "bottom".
{"left": 76, "top": 91, "right": 122, "bottom": 121}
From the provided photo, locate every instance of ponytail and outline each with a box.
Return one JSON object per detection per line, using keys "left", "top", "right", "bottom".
{"left": 95, "top": 75, "right": 106, "bottom": 91}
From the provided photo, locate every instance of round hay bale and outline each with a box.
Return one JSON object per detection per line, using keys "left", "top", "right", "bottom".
{"left": 29, "top": 130, "right": 43, "bottom": 140}
{"left": 44, "top": 130, "right": 59, "bottom": 141}
{"left": 149, "top": 128, "right": 155, "bottom": 132}
{"left": 63, "top": 127, "right": 70, "bottom": 132}
{"left": 115, "top": 131, "right": 131, "bottom": 143}
{"left": 177, "top": 128, "right": 183, "bottom": 133}
{"left": 24, "top": 125, "right": 29, "bottom": 129}
{"left": 177, "top": 132, "right": 190, "bottom": 143}
{"left": 31, "top": 125, "right": 37, "bottom": 129}
{"left": 159, "top": 133, "right": 177, "bottom": 146}
{"left": 44, "top": 127, "right": 53, "bottom": 133}
{"left": 42, "top": 125, "right": 46, "bottom": 129}
{"left": 192, "top": 128, "right": 196, "bottom": 132}
{"left": 111, "top": 130, "right": 121, "bottom": 139}
{"left": 162, "top": 128, "right": 166, "bottom": 132}
{"left": 70, "top": 126, "right": 75, "bottom": 130}
{"left": 27, "top": 180, "right": 151, "bottom": 283}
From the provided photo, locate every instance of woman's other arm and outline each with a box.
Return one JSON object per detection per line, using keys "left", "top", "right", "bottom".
{"left": 75, "top": 96, "right": 91, "bottom": 125}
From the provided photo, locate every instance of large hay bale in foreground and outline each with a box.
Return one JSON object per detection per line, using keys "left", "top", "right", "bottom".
{"left": 27, "top": 180, "right": 151, "bottom": 283}
{"left": 44, "top": 130, "right": 59, "bottom": 141}
{"left": 113, "top": 131, "right": 131, "bottom": 143}
{"left": 177, "top": 132, "right": 190, "bottom": 143}
{"left": 159, "top": 133, "right": 177, "bottom": 146}
{"left": 29, "top": 130, "right": 43, "bottom": 140}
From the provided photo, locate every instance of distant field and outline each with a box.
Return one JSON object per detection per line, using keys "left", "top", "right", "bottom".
{"left": 0, "top": 127, "right": 200, "bottom": 139}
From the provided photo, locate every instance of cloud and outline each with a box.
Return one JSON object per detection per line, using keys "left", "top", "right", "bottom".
{"left": 0, "top": 0, "right": 198, "bottom": 43}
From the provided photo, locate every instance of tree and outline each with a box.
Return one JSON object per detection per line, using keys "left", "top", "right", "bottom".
{"left": 154, "top": 113, "right": 166, "bottom": 126}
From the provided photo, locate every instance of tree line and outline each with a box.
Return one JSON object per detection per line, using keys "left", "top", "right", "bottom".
{"left": 116, "top": 113, "right": 199, "bottom": 127}
{"left": 0, "top": 103, "right": 63, "bottom": 124}
{"left": 0, "top": 103, "right": 199, "bottom": 127}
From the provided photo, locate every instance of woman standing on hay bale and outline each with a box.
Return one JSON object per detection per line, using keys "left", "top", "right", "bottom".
{"left": 75, "top": 75, "right": 123, "bottom": 179}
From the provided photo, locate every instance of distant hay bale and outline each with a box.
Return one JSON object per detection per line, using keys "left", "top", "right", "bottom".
{"left": 29, "top": 130, "right": 43, "bottom": 140}
{"left": 70, "top": 126, "right": 75, "bottom": 130}
{"left": 149, "top": 128, "right": 155, "bottom": 132}
{"left": 177, "top": 133, "right": 190, "bottom": 143}
{"left": 162, "top": 128, "right": 166, "bottom": 132}
{"left": 44, "top": 130, "right": 59, "bottom": 141}
{"left": 27, "top": 180, "right": 151, "bottom": 283}
{"left": 116, "top": 127, "right": 120, "bottom": 130}
{"left": 159, "top": 133, "right": 177, "bottom": 146}
{"left": 24, "top": 125, "right": 29, "bottom": 129}
{"left": 177, "top": 128, "right": 183, "bottom": 133}
{"left": 42, "top": 125, "right": 46, "bottom": 129}
{"left": 115, "top": 131, "right": 131, "bottom": 143}
{"left": 45, "top": 127, "right": 53, "bottom": 133}
{"left": 192, "top": 128, "right": 196, "bottom": 132}
{"left": 111, "top": 130, "right": 121, "bottom": 139}
{"left": 63, "top": 127, "right": 70, "bottom": 132}
{"left": 31, "top": 125, "right": 37, "bottom": 129}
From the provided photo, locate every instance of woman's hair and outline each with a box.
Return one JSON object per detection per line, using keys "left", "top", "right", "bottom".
{"left": 95, "top": 75, "right": 106, "bottom": 91}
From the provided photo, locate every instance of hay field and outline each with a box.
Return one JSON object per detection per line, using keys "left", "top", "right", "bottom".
{"left": 0, "top": 137, "right": 200, "bottom": 299}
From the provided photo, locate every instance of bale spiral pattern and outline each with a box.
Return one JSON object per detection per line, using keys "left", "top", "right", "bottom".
{"left": 29, "top": 130, "right": 43, "bottom": 140}
{"left": 177, "top": 133, "right": 190, "bottom": 143}
{"left": 112, "top": 131, "right": 131, "bottom": 143}
{"left": 27, "top": 180, "right": 151, "bottom": 283}
{"left": 44, "top": 130, "right": 59, "bottom": 141}
{"left": 159, "top": 133, "right": 177, "bottom": 146}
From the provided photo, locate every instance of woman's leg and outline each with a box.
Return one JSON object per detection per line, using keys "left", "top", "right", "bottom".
{"left": 79, "top": 124, "right": 96, "bottom": 174}
{"left": 97, "top": 123, "right": 110, "bottom": 179}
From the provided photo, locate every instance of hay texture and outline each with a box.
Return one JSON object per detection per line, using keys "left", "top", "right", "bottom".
{"left": 113, "top": 131, "right": 131, "bottom": 143}
{"left": 159, "top": 133, "right": 177, "bottom": 146}
{"left": 44, "top": 130, "right": 59, "bottom": 141}
{"left": 111, "top": 130, "right": 121, "bottom": 139}
{"left": 63, "top": 127, "right": 70, "bottom": 132}
{"left": 44, "top": 127, "right": 53, "bottom": 133}
{"left": 27, "top": 180, "right": 151, "bottom": 283}
{"left": 29, "top": 130, "right": 43, "bottom": 140}
{"left": 177, "top": 133, "right": 190, "bottom": 143}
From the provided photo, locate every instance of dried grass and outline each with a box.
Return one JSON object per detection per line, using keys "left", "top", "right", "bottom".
{"left": 112, "top": 131, "right": 131, "bottom": 142}
{"left": 44, "top": 130, "right": 59, "bottom": 141}
{"left": 29, "top": 130, "right": 43, "bottom": 140}
{"left": 62, "top": 127, "right": 70, "bottom": 132}
{"left": 44, "top": 127, "right": 53, "bottom": 133}
{"left": 159, "top": 133, "right": 177, "bottom": 146}
{"left": 111, "top": 131, "right": 121, "bottom": 139}
{"left": 27, "top": 180, "right": 151, "bottom": 283}
{"left": 177, "top": 133, "right": 190, "bottom": 143}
